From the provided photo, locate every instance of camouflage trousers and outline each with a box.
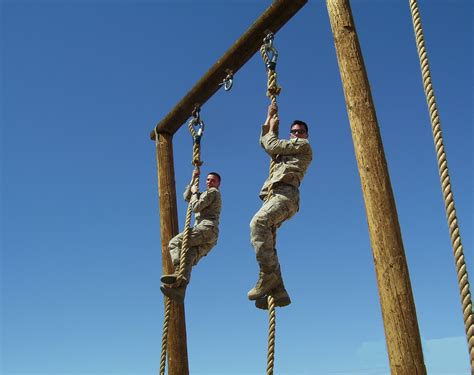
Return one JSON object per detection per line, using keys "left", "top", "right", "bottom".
{"left": 169, "top": 223, "right": 218, "bottom": 280}
{"left": 250, "top": 185, "right": 299, "bottom": 272}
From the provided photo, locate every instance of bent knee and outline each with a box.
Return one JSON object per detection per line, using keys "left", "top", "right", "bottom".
{"left": 250, "top": 213, "right": 267, "bottom": 232}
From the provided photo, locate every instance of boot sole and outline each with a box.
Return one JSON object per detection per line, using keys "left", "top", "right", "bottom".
{"left": 255, "top": 295, "right": 291, "bottom": 310}
{"left": 160, "top": 285, "right": 185, "bottom": 303}
{"left": 160, "top": 274, "right": 178, "bottom": 284}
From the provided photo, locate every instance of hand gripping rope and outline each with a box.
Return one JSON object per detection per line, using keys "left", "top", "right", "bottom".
{"left": 260, "top": 32, "right": 282, "bottom": 202}
{"left": 260, "top": 31, "right": 282, "bottom": 375}
{"left": 409, "top": 0, "right": 473, "bottom": 370}
{"left": 156, "top": 107, "right": 204, "bottom": 375}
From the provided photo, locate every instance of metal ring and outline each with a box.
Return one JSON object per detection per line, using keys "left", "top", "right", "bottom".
{"left": 263, "top": 33, "right": 278, "bottom": 67}
{"left": 191, "top": 119, "right": 205, "bottom": 135}
{"left": 191, "top": 105, "right": 201, "bottom": 121}
{"left": 223, "top": 76, "right": 233, "bottom": 91}
{"left": 265, "top": 45, "right": 278, "bottom": 64}
{"left": 263, "top": 32, "right": 274, "bottom": 48}
{"left": 219, "top": 72, "right": 234, "bottom": 91}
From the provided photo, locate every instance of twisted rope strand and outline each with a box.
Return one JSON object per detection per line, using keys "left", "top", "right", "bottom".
{"left": 409, "top": 0, "right": 473, "bottom": 369}
{"left": 260, "top": 39, "right": 281, "bottom": 374}
{"left": 177, "top": 205, "right": 194, "bottom": 284}
{"left": 266, "top": 295, "right": 276, "bottom": 375}
{"left": 159, "top": 297, "right": 172, "bottom": 375}
{"left": 259, "top": 43, "right": 282, "bottom": 200}
{"left": 177, "top": 121, "right": 203, "bottom": 285}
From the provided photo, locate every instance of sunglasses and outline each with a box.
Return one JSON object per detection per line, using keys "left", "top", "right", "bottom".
{"left": 290, "top": 129, "right": 306, "bottom": 135}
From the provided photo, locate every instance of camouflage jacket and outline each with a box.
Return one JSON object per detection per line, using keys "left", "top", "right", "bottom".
{"left": 259, "top": 128, "right": 312, "bottom": 200}
{"left": 183, "top": 185, "right": 221, "bottom": 227}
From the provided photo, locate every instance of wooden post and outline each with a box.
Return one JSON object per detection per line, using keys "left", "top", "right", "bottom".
{"left": 155, "top": 132, "right": 189, "bottom": 375}
{"left": 326, "top": 1, "right": 427, "bottom": 373}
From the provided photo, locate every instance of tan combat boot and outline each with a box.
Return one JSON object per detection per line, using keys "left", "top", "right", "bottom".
{"left": 255, "top": 283, "right": 291, "bottom": 310}
{"left": 160, "top": 262, "right": 180, "bottom": 284}
{"left": 247, "top": 270, "right": 279, "bottom": 300}
{"left": 160, "top": 284, "right": 187, "bottom": 303}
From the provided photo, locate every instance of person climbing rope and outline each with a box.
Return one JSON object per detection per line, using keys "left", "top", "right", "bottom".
{"left": 248, "top": 102, "right": 312, "bottom": 308}
{"left": 160, "top": 167, "right": 222, "bottom": 303}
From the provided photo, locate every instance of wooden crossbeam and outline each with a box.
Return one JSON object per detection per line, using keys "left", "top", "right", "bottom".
{"left": 151, "top": 0, "right": 308, "bottom": 139}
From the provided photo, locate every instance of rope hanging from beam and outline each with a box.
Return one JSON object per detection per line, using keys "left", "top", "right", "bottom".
{"left": 260, "top": 31, "right": 282, "bottom": 375}
{"left": 159, "top": 297, "right": 172, "bottom": 375}
{"left": 177, "top": 107, "right": 205, "bottom": 286}
{"left": 260, "top": 32, "right": 282, "bottom": 186}
{"left": 155, "top": 107, "right": 205, "bottom": 375}
{"left": 409, "top": 0, "right": 473, "bottom": 370}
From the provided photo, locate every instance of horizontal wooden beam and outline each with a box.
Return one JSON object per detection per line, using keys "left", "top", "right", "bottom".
{"left": 150, "top": 0, "right": 308, "bottom": 139}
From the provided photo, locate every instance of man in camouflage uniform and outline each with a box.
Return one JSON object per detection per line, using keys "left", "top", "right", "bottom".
{"left": 249, "top": 103, "right": 312, "bottom": 309}
{"left": 160, "top": 168, "right": 222, "bottom": 303}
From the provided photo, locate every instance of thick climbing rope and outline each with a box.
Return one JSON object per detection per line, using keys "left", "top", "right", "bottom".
{"left": 177, "top": 108, "right": 204, "bottom": 286}
{"left": 409, "top": 0, "right": 473, "bottom": 370}
{"left": 260, "top": 32, "right": 282, "bottom": 375}
{"left": 266, "top": 295, "right": 276, "bottom": 374}
{"left": 159, "top": 297, "right": 172, "bottom": 375}
{"left": 155, "top": 108, "right": 204, "bottom": 375}
{"left": 260, "top": 33, "right": 282, "bottom": 185}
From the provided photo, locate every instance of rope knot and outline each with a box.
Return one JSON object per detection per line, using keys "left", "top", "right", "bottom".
{"left": 267, "top": 84, "right": 282, "bottom": 98}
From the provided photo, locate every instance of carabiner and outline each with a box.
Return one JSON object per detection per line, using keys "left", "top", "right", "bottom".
{"left": 220, "top": 71, "right": 234, "bottom": 91}
{"left": 190, "top": 117, "right": 205, "bottom": 144}
{"left": 263, "top": 32, "right": 274, "bottom": 48}
{"left": 263, "top": 32, "right": 278, "bottom": 71}
{"left": 191, "top": 105, "right": 201, "bottom": 122}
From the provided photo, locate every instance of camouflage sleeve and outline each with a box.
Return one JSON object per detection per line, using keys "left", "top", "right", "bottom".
{"left": 261, "top": 131, "right": 310, "bottom": 156}
{"left": 183, "top": 185, "right": 192, "bottom": 202}
{"left": 189, "top": 188, "right": 216, "bottom": 213}
{"left": 259, "top": 125, "right": 271, "bottom": 148}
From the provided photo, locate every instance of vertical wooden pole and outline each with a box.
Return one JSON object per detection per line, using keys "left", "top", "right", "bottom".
{"left": 155, "top": 132, "right": 189, "bottom": 375}
{"left": 326, "top": 1, "right": 426, "bottom": 373}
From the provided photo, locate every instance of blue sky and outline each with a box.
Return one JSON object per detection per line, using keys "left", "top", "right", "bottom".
{"left": 1, "top": 0, "right": 472, "bottom": 374}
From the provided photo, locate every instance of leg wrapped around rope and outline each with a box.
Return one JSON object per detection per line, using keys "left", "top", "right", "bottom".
{"left": 255, "top": 283, "right": 291, "bottom": 310}
{"left": 160, "top": 283, "right": 188, "bottom": 304}
{"left": 249, "top": 191, "right": 297, "bottom": 303}
{"left": 160, "top": 260, "right": 181, "bottom": 285}
{"left": 160, "top": 247, "right": 196, "bottom": 303}
{"left": 255, "top": 265, "right": 291, "bottom": 309}
{"left": 160, "top": 262, "right": 190, "bottom": 303}
{"left": 161, "top": 232, "right": 185, "bottom": 285}
{"left": 160, "top": 262, "right": 189, "bottom": 303}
